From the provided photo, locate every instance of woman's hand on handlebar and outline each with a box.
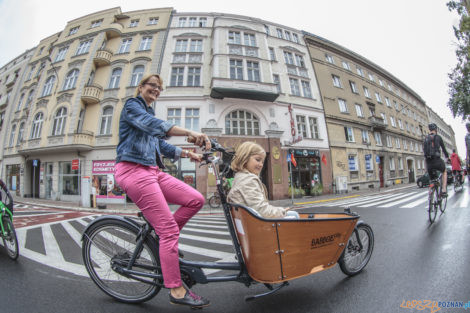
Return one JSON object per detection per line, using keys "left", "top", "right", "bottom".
{"left": 187, "top": 131, "right": 211, "bottom": 150}
{"left": 187, "top": 151, "right": 203, "bottom": 162}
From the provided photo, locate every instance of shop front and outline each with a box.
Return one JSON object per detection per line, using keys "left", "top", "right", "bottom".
{"left": 92, "top": 160, "right": 125, "bottom": 204}
{"left": 6, "top": 164, "right": 20, "bottom": 196}
{"left": 290, "top": 149, "right": 322, "bottom": 196}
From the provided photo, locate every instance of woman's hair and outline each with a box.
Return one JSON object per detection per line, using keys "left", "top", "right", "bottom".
{"left": 134, "top": 74, "right": 163, "bottom": 97}
{"left": 230, "top": 141, "right": 266, "bottom": 172}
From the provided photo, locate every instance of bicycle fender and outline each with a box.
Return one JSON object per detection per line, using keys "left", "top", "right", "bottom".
{"left": 81, "top": 215, "right": 143, "bottom": 241}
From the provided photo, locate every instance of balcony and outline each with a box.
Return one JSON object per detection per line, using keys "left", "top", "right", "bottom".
{"left": 104, "top": 22, "right": 123, "bottom": 39}
{"left": 81, "top": 83, "right": 103, "bottom": 104}
{"left": 70, "top": 130, "right": 94, "bottom": 148}
{"left": 368, "top": 116, "right": 387, "bottom": 130}
{"left": 210, "top": 78, "right": 279, "bottom": 102}
{"left": 94, "top": 49, "right": 113, "bottom": 67}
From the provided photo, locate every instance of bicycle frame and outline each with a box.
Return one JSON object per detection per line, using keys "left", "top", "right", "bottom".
{"left": 0, "top": 201, "right": 13, "bottom": 237}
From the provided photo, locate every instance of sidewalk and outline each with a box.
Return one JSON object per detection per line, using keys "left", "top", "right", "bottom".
{"left": 12, "top": 182, "right": 417, "bottom": 214}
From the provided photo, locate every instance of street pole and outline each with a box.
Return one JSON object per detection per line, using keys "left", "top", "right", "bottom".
{"left": 289, "top": 160, "right": 294, "bottom": 205}
{"left": 33, "top": 163, "right": 35, "bottom": 199}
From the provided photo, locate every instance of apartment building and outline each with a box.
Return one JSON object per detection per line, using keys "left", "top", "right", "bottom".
{"left": 426, "top": 107, "right": 456, "bottom": 154}
{"left": 0, "top": 48, "right": 36, "bottom": 195}
{"left": 304, "top": 33, "right": 429, "bottom": 191}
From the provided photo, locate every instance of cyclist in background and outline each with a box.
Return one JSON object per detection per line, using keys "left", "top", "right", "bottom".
{"left": 466, "top": 122, "right": 470, "bottom": 175}
{"left": 423, "top": 123, "right": 449, "bottom": 196}
{"left": 450, "top": 149, "right": 463, "bottom": 184}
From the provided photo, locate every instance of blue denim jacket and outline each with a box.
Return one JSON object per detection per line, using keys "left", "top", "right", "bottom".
{"left": 116, "top": 96, "right": 182, "bottom": 168}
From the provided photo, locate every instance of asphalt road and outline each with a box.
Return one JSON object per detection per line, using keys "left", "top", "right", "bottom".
{"left": 0, "top": 185, "right": 469, "bottom": 313}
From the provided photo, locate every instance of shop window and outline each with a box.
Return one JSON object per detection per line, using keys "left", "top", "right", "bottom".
{"left": 59, "top": 161, "right": 80, "bottom": 195}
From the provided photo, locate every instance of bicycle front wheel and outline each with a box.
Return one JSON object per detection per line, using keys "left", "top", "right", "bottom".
{"left": 338, "top": 223, "right": 374, "bottom": 276}
{"left": 440, "top": 193, "right": 447, "bottom": 213}
{"left": 82, "top": 219, "right": 161, "bottom": 303}
{"left": 2, "top": 216, "right": 18, "bottom": 260}
{"left": 428, "top": 188, "right": 438, "bottom": 223}
{"left": 208, "top": 195, "right": 221, "bottom": 208}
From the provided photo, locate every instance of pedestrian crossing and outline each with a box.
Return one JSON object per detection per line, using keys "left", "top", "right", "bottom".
{"left": 6, "top": 213, "right": 234, "bottom": 277}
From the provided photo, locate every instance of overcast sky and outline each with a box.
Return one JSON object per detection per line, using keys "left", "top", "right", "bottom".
{"left": 1, "top": 0, "right": 468, "bottom": 156}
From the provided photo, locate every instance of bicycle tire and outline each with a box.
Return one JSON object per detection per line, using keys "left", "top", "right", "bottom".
{"left": 440, "top": 193, "right": 447, "bottom": 213}
{"left": 82, "top": 218, "right": 161, "bottom": 303}
{"left": 338, "top": 223, "right": 374, "bottom": 276}
{"left": 208, "top": 195, "right": 221, "bottom": 208}
{"left": 2, "top": 216, "right": 19, "bottom": 260}
{"left": 428, "top": 187, "right": 438, "bottom": 224}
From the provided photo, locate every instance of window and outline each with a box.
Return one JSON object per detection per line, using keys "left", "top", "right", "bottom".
{"left": 68, "top": 26, "right": 79, "bottom": 36}
{"left": 25, "top": 89, "right": 34, "bottom": 108}
{"left": 342, "top": 60, "right": 351, "bottom": 70}
{"left": 91, "top": 19, "right": 102, "bottom": 28}
{"left": 264, "top": 25, "right": 270, "bottom": 35}
{"left": 348, "top": 155, "right": 358, "bottom": 171}
{"left": 148, "top": 17, "right": 159, "bottom": 25}
{"left": 228, "top": 31, "right": 241, "bottom": 44}
{"left": 350, "top": 81, "right": 359, "bottom": 94}
{"left": 386, "top": 135, "right": 393, "bottom": 147}
{"left": 338, "top": 98, "right": 348, "bottom": 113}
{"left": 381, "top": 113, "right": 387, "bottom": 124}
{"left": 100, "top": 106, "right": 113, "bottom": 135}
{"left": 168, "top": 108, "right": 182, "bottom": 126}
{"left": 269, "top": 47, "right": 276, "bottom": 61}
{"left": 296, "top": 115, "right": 307, "bottom": 138}
{"left": 30, "top": 112, "right": 43, "bottom": 139}
{"left": 361, "top": 129, "right": 370, "bottom": 143}
{"left": 385, "top": 97, "right": 391, "bottom": 107}
{"left": 41, "top": 75, "right": 55, "bottom": 96}
{"left": 26, "top": 65, "right": 36, "bottom": 80}
{"left": 355, "top": 104, "right": 364, "bottom": 117}
{"left": 289, "top": 78, "right": 300, "bottom": 96}
{"left": 16, "top": 93, "right": 24, "bottom": 111}
{"left": 170, "top": 67, "right": 184, "bottom": 86}
{"left": 276, "top": 28, "right": 283, "bottom": 39}
{"left": 175, "top": 39, "right": 188, "bottom": 52}
{"left": 389, "top": 157, "right": 396, "bottom": 171}
{"left": 398, "top": 119, "right": 403, "bottom": 129}
{"left": 344, "top": 126, "right": 355, "bottom": 142}
{"left": 108, "top": 68, "right": 122, "bottom": 89}
{"left": 189, "top": 17, "right": 197, "bottom": 27}
{"left": 295, "top": 55, "right": 305, "bottom": 67}
{"left": 118, "top": 38, "right": 132, "bottom": 54}
{"left": 292, "top": 33, "right": 299, "bottom": 43}
{"left": 379, "top": 79, "right": 384, "bottom": 87}
{"left": 301, "top": 81, "right": 312, "bottom": 98}
{"left": 0, "top": 112, "right": 4, "bottom": 130}
{"left": 130, "top": 65, "right": 144, "bottom": 87}
{"left": 9, "top": 124, "right": 16, "bottom": 147}
{"left": 139, "top": 36, "right": 153, "bottom": 50}
{"left": 77, "top": 109, "right": 84, "bottom": 133}
{"left": 199, "top": 18, "right": 207, "bottom": 27}
{"left": 63, "top": 69, "right": 80, "bottom": 90}
{"left": 356, "top": 67, "right": 364, "bottom": 77}
{"left": 244, "top": 33, "right": 256, "bottom": 46}
{"left": 17, "top": 122, "right": 25, "bottom": 144}
{"left": 374, "top": 132, "right": 382, "bottom": 145}
{"left": 309, "top": 117, "right": 319, "bottom": 139}
{"left": 284, "top": 31, "right": 291, "bottom": 41}
{"left": 332, "top": 75, "right": 342, "bottom": 88}
{"left": 187, "top": 67, "right": 201, "bottom": 86}
{"left": 246, "top": 61, "right": 260, "bottom": 81}
{"left": 375, "top": 92, "right": 382, "bottom": 103}
{"left": 363, "top": 86, "right": 370, "bottom": 98}
{"left": 395, "top": 137, "right": 401, "bottom": 149}
{"left": 52, "top": 107, "right": 67, "bottom": 136}
{"left": 368, "top": 72, "right": 375, "bottom": 82}
{"left": 403, "top": 140, "right": 408, "bottom": 150}
{"left": 59, "top": 161, "right": 80, "bottom": 196}
{"left": 284, "top": 51, "right": 294, "bottom": 65}
{"left": 365, "top": 154, "right": 373, "bottom": 171}
{"left": 225, "top": 110, "right": 259, "bottom": 135}
{"left": 390, "top": 116, "right": 396, "bottom": 127}
{"left": 178, "top": 17, "right": 187, "bottom": 27}
{"left": 185, "top": 108, "right": 199, "bottom": 131}
{"left": 76, "top": 40, "right": 92, "bottom": 55}
{"left": 230, "top": 59, "right": 243, "bottom": 80}
{"left": 325, "top": 54, "right": 334, "bottom": 64}
{"left": 189, "top": 39, "right": 202, "bottom": 52}
{"left": 415, "top": 142, "right": 419, "bottom": 151}
{"left": 129, "top": 19, "right": 139, "bottom": 27}
{"left": 273, "top": 74, "right": 281, "bottom": 93}
{"left": 54, "top": 47, "right": 68, "bottom": 62}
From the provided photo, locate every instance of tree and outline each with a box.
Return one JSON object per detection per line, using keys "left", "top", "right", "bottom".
{"left": 447, "top": 0, "right": 470, "bottom": 119}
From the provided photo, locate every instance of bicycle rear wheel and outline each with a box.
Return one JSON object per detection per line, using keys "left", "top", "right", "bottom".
{"left": 338, "top": 223, "right": 374, "bottom": 276}
{"left": 428, "top": 188, "right": 438, "bottom": 223}
{"left": 2, "top": 216, "right": 18, "bottom": 260}
{"left": 440, "top": 193, "right": 447, "bottom": 213}
{"left": 82, "top": 219, "right": 161, "bottom": 303}
{"left": 208, "top": 194, "right": 221, "bottom": 208}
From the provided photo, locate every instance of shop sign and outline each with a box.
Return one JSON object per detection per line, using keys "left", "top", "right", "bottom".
{"left": 71, "top": 159, "right": 80, "bottom": 170}
{"left": 292, "top": 149, "right": 319, "bottom": 157}
{"left": 92, "top": 160, "right": 115, "bottom": 174}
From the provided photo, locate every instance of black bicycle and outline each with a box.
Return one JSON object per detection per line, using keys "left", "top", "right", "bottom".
{"left": 0, "top": 179, "right": 18, "bottom": 260}
{"left": 453, "top": 170, "right": 464, "bottom": 192}
{"left": 428, "top": 170, "right": 447, "bottom": 224}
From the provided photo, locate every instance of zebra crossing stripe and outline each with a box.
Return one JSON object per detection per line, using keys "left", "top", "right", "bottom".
{"left": 43, "top": 225, "right": 65, "bottom": 263}
{"left": 325, "top": 193, "right": 403, "bottom": 207}
{"left": 185, "top": 222, "right": 228, "bottom": 229}
{"left": 179, "top": 233, "right": 233, "bottom": 245}
{"left": 401, "top": 197, "right": 429, "bottom": 208}
{"left": 183, "top": 226, "right": 230, "bottom": 236}
{"left": 357, "top": 192, "right": 416, "bottom": 208}
{"left": 378, "top": 191, "right": 428, "bottom": 208}
{"left": 457, "top": 191, "right": 469, "bottom": 208}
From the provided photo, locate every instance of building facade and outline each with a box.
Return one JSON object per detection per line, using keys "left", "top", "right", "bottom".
{"left": 426, "top": 107, "right": 456, "bottom": 154}
{"left": 304, "top": 33, "right": 429, "bottom": 192}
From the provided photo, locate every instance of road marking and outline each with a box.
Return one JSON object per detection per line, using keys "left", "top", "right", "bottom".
{"left": 358, "top": 192, "right": 415, "bottom": 208}
{"left": 378, "top": 191, "right": 427, "bottom": 208}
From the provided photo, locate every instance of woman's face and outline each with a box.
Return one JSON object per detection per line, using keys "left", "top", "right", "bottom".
{"left": 139, "top": 76, "right": 162, "bottom": 105}
{"left": 245, "top": 153, "right": 266, "bottom": 176}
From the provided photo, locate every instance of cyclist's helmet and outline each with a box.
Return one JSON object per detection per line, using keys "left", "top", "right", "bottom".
{"left": 428, "top": 123, "right": 437, "bottom": 131}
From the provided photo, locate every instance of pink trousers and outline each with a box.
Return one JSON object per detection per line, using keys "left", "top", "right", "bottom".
{"left": 115, "top": 161, "right": 204, "bottom": 288}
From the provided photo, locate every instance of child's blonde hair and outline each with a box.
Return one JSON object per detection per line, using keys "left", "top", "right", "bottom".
{"left": 230, "top": 141, "right": 266, "bottom": 172}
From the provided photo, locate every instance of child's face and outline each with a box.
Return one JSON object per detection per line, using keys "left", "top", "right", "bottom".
{"left": 245, "top": 153, "right": 265, "bottom": 176}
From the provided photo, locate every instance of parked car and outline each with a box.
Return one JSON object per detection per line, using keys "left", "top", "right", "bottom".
{"left": 417, "top": 167, "right": 453, "bottom": 188}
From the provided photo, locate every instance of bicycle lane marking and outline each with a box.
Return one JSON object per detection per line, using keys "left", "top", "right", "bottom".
{"left": 13, "top": 210, "right": 96, "bottom": 229}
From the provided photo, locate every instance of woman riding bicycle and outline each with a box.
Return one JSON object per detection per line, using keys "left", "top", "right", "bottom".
{"left": 114, "top": 74, "right": 211, "bottom": 308}
{"left": 450, "top": 149, "right": 463, "bottom": 184}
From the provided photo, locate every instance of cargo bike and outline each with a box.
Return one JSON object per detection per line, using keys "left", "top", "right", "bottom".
{"left": 81, "top": 139, "right": 374, "bottom": 305}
